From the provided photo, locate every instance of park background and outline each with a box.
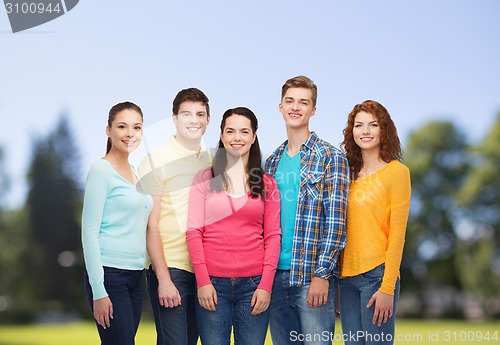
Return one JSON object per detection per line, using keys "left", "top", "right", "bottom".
{"left": 1, "top": 0, "right": 499, "bottom": 343}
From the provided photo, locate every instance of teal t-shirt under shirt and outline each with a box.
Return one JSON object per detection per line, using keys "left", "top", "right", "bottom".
{"left": 274, "top": 146, "right": 300, "bottom": 270}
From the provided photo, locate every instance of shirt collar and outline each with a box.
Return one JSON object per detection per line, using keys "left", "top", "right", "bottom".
{"left": 302, "top": 131, "right": 318, "bottom": 151}
{"left": 169, "top": 135, "right": 203, "bottom": 156}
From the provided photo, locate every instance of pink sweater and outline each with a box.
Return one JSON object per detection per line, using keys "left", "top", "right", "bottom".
{"left": 186, "top": 169, "right": 281, "bottom": 292}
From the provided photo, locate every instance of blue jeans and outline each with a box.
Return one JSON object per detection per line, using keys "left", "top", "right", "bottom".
{"left": 269, "top": 270, "right": 336, "bottom": 345}
{"left": 146, "top": 267, "right": 198, "bottom": 345}
{"left": 339, "top": 264, "right": 400, "bottom": 345}
{"left": 84, "top": 267, "right": 143, "bottom": 345}
{"left": 196, "top": 276, "right": 269, "bottom": 345}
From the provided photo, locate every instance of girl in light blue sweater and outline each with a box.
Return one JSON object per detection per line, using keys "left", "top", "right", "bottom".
{"left": 82, "top": 102, "right": 152, "bottom": 345}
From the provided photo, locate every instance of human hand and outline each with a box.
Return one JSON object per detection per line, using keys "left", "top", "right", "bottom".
{"left": 197, "top": 284, "right": 217, "bottom": 311}
{"left": 250, "top": 288, "right": 271, "bottom": 315}
{"left": 367, "top": 290, "right": 394, "bottom": 326}
{"left": 158, "top": 280, "right": 181, "bottom": 308}
{"left": 93, "top": 297, "right": 113, "bottom": 329}
{"left": 306, "top": 277, "right": 329, "bottom": 308}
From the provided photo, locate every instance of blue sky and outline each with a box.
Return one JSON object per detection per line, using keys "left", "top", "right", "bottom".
{"left": 1, "top": 1, "right": 499, "bottom": 208}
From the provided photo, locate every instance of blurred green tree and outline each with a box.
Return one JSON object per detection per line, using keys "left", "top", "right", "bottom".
{"left": 456, "top": 113, "right": 500, "bottom": 317}
{"left": 0, "top": 147, "right": 33, "bottom": 322}
{"left": 402, "top": 121, "right": 470, "bottom": 317}
{"left": 0, "top": 146, "right": 12, "bottom": 293}
{"left": 0, "top": 208, "right": 32, "bottom": 322}
{"left": 0, "top": 147, "right": 9, "bottom": 211}
{"left": 26, "top": 115, "right": 85, "bottom": 316}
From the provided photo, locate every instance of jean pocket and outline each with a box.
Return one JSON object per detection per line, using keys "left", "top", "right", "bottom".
{"left": 247, "top": 275, "right": 262, "bottom": 288}
{"left": 103, "top": 266, "right": 128, "bottom": 276}
{"left": 360, "top": 264, "right": 384, "bottom": 281}
{"left": 209, "top": 276, "right": 218, "bottom": 286}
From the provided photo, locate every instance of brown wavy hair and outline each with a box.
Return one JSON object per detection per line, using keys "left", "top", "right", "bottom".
{"left": 341, "top": 100, "right": 402, "bottom": 179}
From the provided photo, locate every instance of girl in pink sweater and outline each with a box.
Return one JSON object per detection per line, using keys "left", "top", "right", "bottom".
{"left": 186, "top": 107, "right": 281, "bottom": 345}
{"left": 340, "top": 100, "right": 411, "bottom": 345}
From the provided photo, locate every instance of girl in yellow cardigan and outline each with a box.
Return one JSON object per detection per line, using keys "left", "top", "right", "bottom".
{"left": 339, "top": 100, "right": 411, "bottom": 345}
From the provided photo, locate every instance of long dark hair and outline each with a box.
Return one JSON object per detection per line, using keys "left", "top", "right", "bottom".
{"left": 210, "top": 107, "right": 264, "bottom": 198}
{"left": 341, "top": 100, "right": 402, "bottom": 179}
{"left": 106, "top": 101, "right": 143, "bottom": 154}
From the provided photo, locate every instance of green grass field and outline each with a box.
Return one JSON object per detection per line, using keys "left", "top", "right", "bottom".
{"left": 0, "top": 319, "right": 498, "bottom": 344}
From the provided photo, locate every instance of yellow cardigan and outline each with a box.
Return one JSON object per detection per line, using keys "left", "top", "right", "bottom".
{"left": 341, "top": 160, "right": 411, "bottom": 295}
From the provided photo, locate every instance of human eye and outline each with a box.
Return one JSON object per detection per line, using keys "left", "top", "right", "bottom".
{"left": 370, "top": 122, "right": 379, "bottom": 127}
{"left": 118, "top": 124, "right": 126, "bottom": 129}
{"left": 135, "top": 125, "right": 142, "bottom": 130}
{"left": 197, "top": 112, "right": 206, "bottom": 118}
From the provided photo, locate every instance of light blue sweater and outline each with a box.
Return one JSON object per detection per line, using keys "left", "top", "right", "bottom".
{"left": 82, "top": 159, "right": 152, "bottom": 300}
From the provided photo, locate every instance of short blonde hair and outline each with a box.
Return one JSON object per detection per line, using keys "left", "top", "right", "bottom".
{"left": 281, "top": 75, "right": 318, "bottom": 107}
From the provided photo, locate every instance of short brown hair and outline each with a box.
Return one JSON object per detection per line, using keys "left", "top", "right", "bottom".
{"left": 172, "top": 88, "right": 210, "bottom": 117}
{"left": 281, "top": 75, "right": 318, "bottom": 107}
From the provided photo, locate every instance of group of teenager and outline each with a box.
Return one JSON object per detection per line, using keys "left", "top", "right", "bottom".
{"left": 81, "top": 75, "right": 411, "bottom": 345}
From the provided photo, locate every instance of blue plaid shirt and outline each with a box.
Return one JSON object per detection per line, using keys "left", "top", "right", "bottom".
{"left": 265, "top": 132, "right": 349, "bottom": 286}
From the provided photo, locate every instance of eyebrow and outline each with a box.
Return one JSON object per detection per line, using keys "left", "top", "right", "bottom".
{"left": 179, "top": 110, "right": 207, "bottom": 114}
{"left": 355, "top": 120, "right": 378, "bottom": 124}
{"left": 284, "top": 97, "right": 311, "bottom": 103}
{"left": 225, "top": 127, "right": 251, "bottom": 131}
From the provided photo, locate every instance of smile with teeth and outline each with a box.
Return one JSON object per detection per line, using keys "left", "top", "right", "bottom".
{"left": 360, "top": 137, "right": 374, "bottom": 142}
{"left": 230, "top": 144, "right": 244, "bottom": 150}
{"left": 289, "top": 113, "right": 301, "bottom": 119}
{"left": 187, "top": 127, "right": 201, "bottom": 132}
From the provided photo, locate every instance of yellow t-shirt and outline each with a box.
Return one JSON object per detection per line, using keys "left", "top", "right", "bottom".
{"left": 341, "top": 160, "right": 411, "bottom": 295}
{"left": 138, "top": 136, "right": 211, "bottom": 273}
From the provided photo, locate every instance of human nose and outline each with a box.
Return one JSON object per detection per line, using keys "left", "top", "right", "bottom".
{"left": 188, "top": 114, "right": 200, "bottom": 123}
{"left": 233, "top": 132, "right": 242, "bottom": 141}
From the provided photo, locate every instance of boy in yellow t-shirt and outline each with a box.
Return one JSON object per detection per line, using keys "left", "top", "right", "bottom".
{"left": 138, "top": 88, "right": 211, "bottom": 345}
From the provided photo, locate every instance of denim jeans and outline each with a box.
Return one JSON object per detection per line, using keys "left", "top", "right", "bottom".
{"left": 196, "top": 276, "right": 269, "bottom": 345}
{"left": 269, "top": 270, "right": 336, "bottom": 345}
{"left": 146, "top": 267, "right": 198, "bottom": 345}
{"left": 339, "top": 264, "right": 400, "bottom": 345}
{"left": 84, "top": 267, "right": 143, "bottom": 345}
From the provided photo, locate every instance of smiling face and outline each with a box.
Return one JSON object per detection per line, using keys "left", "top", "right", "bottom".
{"left": 353, "top": 111, "right": 381, "bottom": 154}
{"left": 173, "top": 100, "right": 210, "bottom": 147}
{"left": 106, "top": 109, "right": 143, "bottom": 154}
{"left": 220, "top": 114, "right": 256, "bottom": 161}
{"left": 279, "top": 87, "right": 316, "bottom": 130}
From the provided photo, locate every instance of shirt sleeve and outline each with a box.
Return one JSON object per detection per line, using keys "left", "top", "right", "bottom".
{"left": 380, "top": 164, "right": 411, "bottom": 295}
{"left": 314, "top": 152, "right": 350, "bottom": 279}
{"left": 186, "top": 170, "right": 211, "bottom": 288}
{"left": 258, "top": 175, "right": 282, "bottom": 292}
{"left": 81, "top": 163, "right": 109, "bottom": 300}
